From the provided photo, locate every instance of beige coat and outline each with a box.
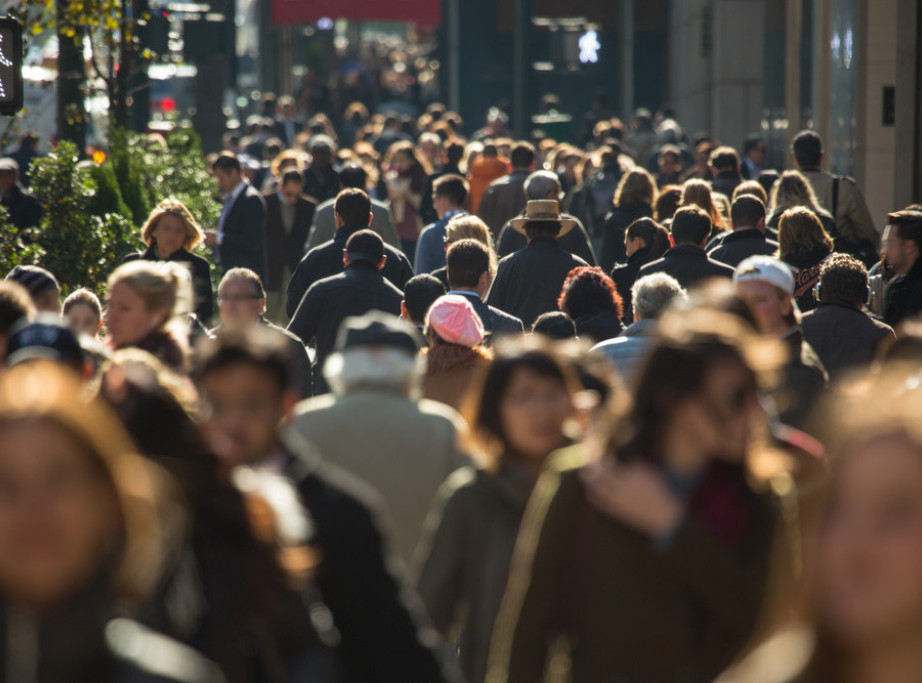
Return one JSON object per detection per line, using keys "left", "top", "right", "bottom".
{"left": 802, "top": 169, "right": 880, "bottom": 245}
{"left": 287, "top": 389, "right": 471, "bottom": 567}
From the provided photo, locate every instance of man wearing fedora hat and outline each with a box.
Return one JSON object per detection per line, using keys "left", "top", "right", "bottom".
{"left": 486, "top": 199, "right": 589, "bottom": 327}
{"left": 495, "top": 171, "right": 597, "bottom": 265}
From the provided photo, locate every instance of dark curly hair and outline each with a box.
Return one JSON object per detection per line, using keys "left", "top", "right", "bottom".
{"left": 557, "top": 266, "right": 624, "bottom": 320}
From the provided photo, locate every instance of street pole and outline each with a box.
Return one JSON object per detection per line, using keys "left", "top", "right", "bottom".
{"left": 620, "top": 0, "right": 634, "bottom": 121}
{"left": 513, "top": 0, "right": 531, "bottom": 137}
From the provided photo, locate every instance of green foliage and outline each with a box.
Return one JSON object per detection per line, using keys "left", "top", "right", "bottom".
{"left": 27, "top": 141, "right": 137, "bottom": 295}
{"left": 87, "top": 162, "right": 132, "bottom": 220}
{"left": 0, "top": 207, "right": 44, "bottom": 277}
{"left": 111, "top": 143, "right": 151, "bottom": 226}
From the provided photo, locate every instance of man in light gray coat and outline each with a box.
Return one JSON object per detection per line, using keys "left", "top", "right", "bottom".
{"left": 287, "top": 312, "right": 470, "bottom": 567}
{"left": 307, "top": 164, "right": 400, "bottom": 250}
{"left": 592, "top": 273, "right": 687, "bottom": 385}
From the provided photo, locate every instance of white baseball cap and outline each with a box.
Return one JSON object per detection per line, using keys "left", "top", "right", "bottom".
{"left": 733, "top": 255, "right": 795, "bottom": 295}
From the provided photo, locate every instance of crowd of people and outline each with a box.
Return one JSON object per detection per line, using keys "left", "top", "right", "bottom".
{"left": 1, "top": 96, "right": 922, "bottom": 683}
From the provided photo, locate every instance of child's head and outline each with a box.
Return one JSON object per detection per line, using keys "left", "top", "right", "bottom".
{"left": 63, "top": 288, "right": 103, "bottom": 338}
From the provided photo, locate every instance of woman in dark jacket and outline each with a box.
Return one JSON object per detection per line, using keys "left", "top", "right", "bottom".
{"left": 557, "top": 266, "right": 625, "bottom": 344}
{"left": 777, "top": 207, "right": 834, "bottom": 312}
{"left": 124, "top": 199, "right": 214, "bottom": 326}
{"left": 487, "top": 311, "right": 787, "bottom": 683}
{"left": 0, "top": 361, "right": 223, "bottom": 682}
{"left": 599, "top": 168, "right": 656, "bottom": 272}
{"left": 414, "top": 340, "right": 579, "bottom": 683}
{"left": 611, "top": 217, "right": 671, "bottom": 325}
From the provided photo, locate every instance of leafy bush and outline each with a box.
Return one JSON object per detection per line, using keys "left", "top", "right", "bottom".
{"left": 0, "top": 207, "right": 44, "bottom": 277}
{"left": 28, "top": 142, "right": 137, "bottom": 294}
{"left": 87, "top": 161, "right": 132, "bottom": 220}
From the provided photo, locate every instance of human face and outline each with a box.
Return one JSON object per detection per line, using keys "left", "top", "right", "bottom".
{"left": 658, "top": 153, "right": 679, "bottom": 177}
{"left": 736, "top": 280, "right": 792, "bottom": 336}
{"left": 280, "top": 180, "right": 302, "bottom": 205}
{"left": 218, "top": 279, "right": 265, "bottom": 328}
{"left": 104, "top": 282, "right": 164, "bottom": 348}
{"left": 65, "top": 302, "right": 101, "bottom": 338}
{"left": 666, "top": 359, "right": 760, "bottom": 467}
{"left": 817, "top": 434, "right": 922, "bottom": 647}
{"left": 0, "top": 420, "right": 118, "bottom": 609}
{"left": 394, "top": 151, "right": 413, "bottom": 173}
{"left": 499, "top": 368, "right": 572, "bottom": 463}
{"left": 882, "top": 224, "right": 917, "bottom": 275}
{"left": 151, "top": 213, "right": 188, "bottom": 259}
{"left": 749, "top": 141, "right": 768, "bottom": 166}
{"left": 213, "top": 167, "right": 240, "bottom": 195}
{"left": 0, "top": 170, "right": 15, "bottom": 194}
{"left": 200, "top": 363, "right": 294, "bottom": 469}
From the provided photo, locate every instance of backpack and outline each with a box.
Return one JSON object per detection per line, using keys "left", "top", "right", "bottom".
{"left": 830, "top": 177, "right": 879, "bottom": 269}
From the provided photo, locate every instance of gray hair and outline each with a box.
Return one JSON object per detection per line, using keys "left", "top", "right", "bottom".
{"left": 324, "top": 347, "right": 425, "bottom": 398}
{"left": 632, "top": 273, "right": 687, "bottom": 321}
{"left": 524, "top": 170, "right": 562, "bottom": 200}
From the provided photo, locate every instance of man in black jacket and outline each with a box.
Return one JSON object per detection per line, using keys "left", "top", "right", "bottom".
{"left": 0, "top": 157, "right": 43, "bottom": 229}
{"left": 802, "top": 254, "right": 894, "bottom": 378}
{"left": 486, "top": 200, "right": 588, "bottom": 327}
{"left": 196, "top": 328, "right": 456, "bottom": 683}
{"left": 264, "top": 169, "right": 316, "bottom": 324}
{"left": 205, "top": 152, "right": 268, "bottom": 284}
{"left": 709, "top": 146, "right": 743, "bottom": 199}
{"left": 286, "top": 189, "right": 413, "bottom": 318}
{"left": 446, "top": 239, "right": 523, "bottom": 340}
{"left": 708, "top": 195, "right": 779, "bottom": 268}
{"left": 638, "top": 206, "right": 735, "bottom": 288}
{"left": 495, "top": 171, "right": 597, "bottom": 265}
{"left": 882, "top": 207, "right": 922, "bottom": 328}
{"left": 288, "top": 230, "right": 404, "bottom": 395}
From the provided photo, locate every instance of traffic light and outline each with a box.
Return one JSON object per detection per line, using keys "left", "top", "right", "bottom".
{"left": 0, "top": 17, "right": 22, "bottom": 116}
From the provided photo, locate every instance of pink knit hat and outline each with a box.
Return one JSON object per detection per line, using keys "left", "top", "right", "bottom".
{"left": 425, "top": 295, "right": 485, "bottom": 346}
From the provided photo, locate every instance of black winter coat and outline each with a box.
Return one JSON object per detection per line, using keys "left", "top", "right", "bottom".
{"left": 707, "top": 229, "right": 779, "bottom": 269}
{"left": 611, "top": 246, "right": 656, "bottom": 325}
{"left": 496, "top": 214, "right": 597, "bottom": 266}
{"left": 286, "top": 224, "right": 414, "bottom": 318}
{"left": 885, "top": 257, "right": 922, "bottom": 328}
{"left": 801, "top": 301, "right": 894, "bottom": 378}
{"left": 637, "top": 244, "right": 735, "bottom": 290}
{"left": 599, "top": 202, "right": 653, "bottom": 273}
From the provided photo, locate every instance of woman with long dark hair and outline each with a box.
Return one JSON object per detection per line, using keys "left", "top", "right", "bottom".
{"left": 610, "top": 217, "right": 671, "bottom": 325}
{"left": 414, "top": 339, "right": 579, "bottom": 683}
{"left": 487, "top": 311, "right": 787, "bottom": 683}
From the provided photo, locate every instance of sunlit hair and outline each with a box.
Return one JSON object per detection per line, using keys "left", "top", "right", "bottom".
{"left": 269, "top": 149, "right": 309, "bottom": 178}
{"left": 654, "top": 185, "right": 682, "bottom": 222}
{"left": 63, "top": 288, "right": 102, "bottom": 322}
{"left": 108, "top": 260, "right": 193, "bottom": 324}
{"left": 557, "top": 266, "right": 624, "bottom": 321}
{"left": 681, "top": 179, "right": 726, "bottom": 230}
{"left": 777, "top": 207, "right": 834, "bottom": 261}
{"left": 324, "top": 347, "right": 425, "bottom": 399}
{"left": 0, "top": 360, "right": 180, "bottom": 605}
{"left": 733, "top": 180, "right": 769, "bottom": 204}
{"left": 614, "top": 167, "right": 657, "bottom": 208}
{"left": 770, "top": 170, "right": 825, "bottom": 217}
{"left": 140, "top": 198, "right": 205, "bottom": 251}
{"left": 462, "top": 336, "right": 579, "bottom": 470}
{"left": 601, "top": 308, "right": 785, "bottom": 477}
{"left": 445, "top": 214, "right": 497, "bottom": 278}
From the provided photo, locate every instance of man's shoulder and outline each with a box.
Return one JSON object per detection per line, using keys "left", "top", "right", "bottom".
{"left": 637, "top": 257, "right": 667, "bottom": 275}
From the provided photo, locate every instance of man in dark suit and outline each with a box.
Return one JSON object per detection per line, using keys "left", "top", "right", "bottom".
{"left": 486, "top": 200, "right": 589, "bottom": 328}
{"left": 446, "top": 239, "right": 523, "bottom": 341}
{"left": 212, "top": 267, "right": 312, "bottom": 398}
{"left": 264, "top": 169, "right": 317, "bottom": 324}
{"left": 286, "top": 189, "right": 413, "bottom": 319}
{"left": 638, "top": 206, "right": 735, "bottom": 289}
{"left": 205, "top": 152, "right": 268, "bottom": 284}
{"left": 273, "top": 95, "right": 303, "bottom": 147}
{"left": 288, "top": 230, "right": 404, "bottom": 395}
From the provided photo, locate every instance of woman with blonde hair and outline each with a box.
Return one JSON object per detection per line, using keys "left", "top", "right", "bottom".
{"left": 105, "top": 260, "right": 193, "bottom": 372}
{"left": 681, "top": 179, "right": 727, "bottom": 239}
{"left": 124, "top": 198, "right": 214, "bottom": 326}
{"left": 768, "top": 170, "right": 835, "bottom": 236}
{"left": 776, "top": 207, "right": 835, "bottom": 312}
{"left": 599, "top": 167, "right": 657, "bottom": 272}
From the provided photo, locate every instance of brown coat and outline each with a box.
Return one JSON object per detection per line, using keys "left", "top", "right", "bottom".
{"left": 802, "top": 170, "right": 879, "bottom": 246}
{"left": 487, "top": 447, "right": 778, "bottom": 683}
{"left": 422, "top": 344, "right": 492, "bottom": 413}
